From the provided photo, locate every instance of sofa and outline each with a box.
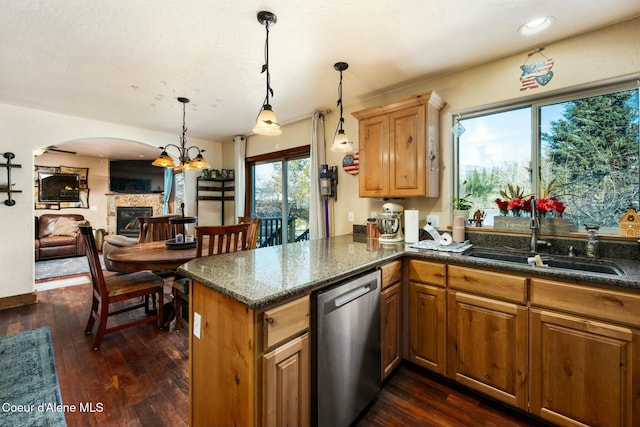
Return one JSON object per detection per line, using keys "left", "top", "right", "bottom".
{"left": 35, "top": 214, "right": 87, "bottom": 261}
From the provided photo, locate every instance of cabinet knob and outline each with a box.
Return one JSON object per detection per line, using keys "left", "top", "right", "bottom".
{"left": 265, "top": 317, "right": 274, "bottom": 325}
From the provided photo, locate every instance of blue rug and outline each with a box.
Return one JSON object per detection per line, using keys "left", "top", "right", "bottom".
{"left": 35, "top": 255, "right": 105, "bottom": 281}
{"left": 0, "top": 326, "right": 66, "bottom": 426}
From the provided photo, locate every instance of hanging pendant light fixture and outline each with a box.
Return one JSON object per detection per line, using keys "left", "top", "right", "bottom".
{"left": 152, "top": 97, "right": 210, "bottom": 170}
{"left": 330, "top": 62, "right": 353, "bottom": 152}
{"left": 253, "top": 11, "right": 281, "bottom": 136}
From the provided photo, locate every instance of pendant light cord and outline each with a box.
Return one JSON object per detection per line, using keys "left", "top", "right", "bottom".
{"left": 336, "top": 69, "right": 344, "bottom": 132}
{"left": 262, "top": 22, "right": 273, "bottom": 106}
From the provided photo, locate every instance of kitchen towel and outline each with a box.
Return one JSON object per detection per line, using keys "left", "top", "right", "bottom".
{"left": 404, "top": 209, "right": 419, "bottom": 243}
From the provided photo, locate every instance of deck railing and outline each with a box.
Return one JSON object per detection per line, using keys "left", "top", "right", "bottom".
{"left": 257, "top": 216, "right": 309, "bottom": 247}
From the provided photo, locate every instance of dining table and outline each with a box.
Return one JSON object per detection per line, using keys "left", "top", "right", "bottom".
{"left": 105, "top": 240, "right": 199, "bottom": 273}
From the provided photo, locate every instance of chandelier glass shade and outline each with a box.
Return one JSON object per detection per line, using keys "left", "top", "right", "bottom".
{"left": 152, "top": 97, "right": 210, "bottom": 170}
{"left": 253, "top": 11, "right": 281, "bottom": 136}
{"left": 330, "top": 62, "right": 353, "bottom": 152}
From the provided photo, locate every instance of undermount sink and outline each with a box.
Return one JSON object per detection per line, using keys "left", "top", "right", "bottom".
{"left": 467, "top": 250, "right": 625, "bottom": 276}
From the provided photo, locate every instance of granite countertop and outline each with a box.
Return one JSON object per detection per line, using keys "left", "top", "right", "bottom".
{"left": 177, "top": 235, "right": 640, "bottom": 309}
{"left": 177, "top": 235, "right": 404, "bottom": 309}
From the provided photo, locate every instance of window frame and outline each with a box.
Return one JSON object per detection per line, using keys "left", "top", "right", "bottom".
{"left": 452, "top": 78, "right": 639, "bottom": 233}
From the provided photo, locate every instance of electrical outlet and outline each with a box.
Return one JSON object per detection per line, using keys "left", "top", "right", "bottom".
{"left": 348, "top": 212, "right": 354, "bottom": 222}
{"left": 193, "top": 312, "right": 201, "bottom": 339}
{"left": 427, "top": 214, "right": 440, "bottom": 228}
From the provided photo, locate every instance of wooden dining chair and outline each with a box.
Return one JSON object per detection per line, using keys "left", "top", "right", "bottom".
{"left": 238, "top": 216, "right": 261, "bottom": 249}
{"left": 138, "top": 215, "right": 180, "bottom": 243}
{"left": 172, "top": 223, "right": 252, "bottom": 331}
{"left": 80, "top": 225, "right": 165, "bottom": 350}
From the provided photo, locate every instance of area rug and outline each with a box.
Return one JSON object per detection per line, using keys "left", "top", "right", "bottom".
{"left": 0, "top": 326, "right": 67, "bottom": 426}
{"left": 35, "top": 255, "right": 105, "bottom": 281}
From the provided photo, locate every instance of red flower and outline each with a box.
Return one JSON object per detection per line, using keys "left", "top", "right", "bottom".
{"left": 508, "top": 197, "right": 525, "bottom": 210}
{"left": 495, "top": 198, "right": 509, "bottom": 210}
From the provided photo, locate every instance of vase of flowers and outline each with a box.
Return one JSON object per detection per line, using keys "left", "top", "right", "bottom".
{"left": 493, "top": 180, "right": 575, "bottom": 231}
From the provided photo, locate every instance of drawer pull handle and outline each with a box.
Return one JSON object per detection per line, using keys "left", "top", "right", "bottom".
{"left": 265, "top": 317, "right": 274, "bottom": 325}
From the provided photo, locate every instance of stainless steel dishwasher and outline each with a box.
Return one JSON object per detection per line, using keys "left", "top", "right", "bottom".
{"left": 312, "top": 269, "right": 381, "bottom": 427}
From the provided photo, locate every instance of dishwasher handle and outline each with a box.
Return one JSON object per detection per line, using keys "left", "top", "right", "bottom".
{"left": 335, "top": 285, "right": 370, "bottom": 307}
{"left": 323, "top": 281, "right": 377, "bottom": 315}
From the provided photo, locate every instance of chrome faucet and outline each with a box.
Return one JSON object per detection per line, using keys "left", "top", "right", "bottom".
{"left": 530, "top": 197, "right": 538, "bottom": 253}
{"left": 530, "top": 196, "right": 552, "bottom": 253}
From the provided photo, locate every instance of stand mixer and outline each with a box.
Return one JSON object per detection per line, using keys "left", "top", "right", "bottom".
{"left": 377, "top": 202, "right": 404, "bottom": 243}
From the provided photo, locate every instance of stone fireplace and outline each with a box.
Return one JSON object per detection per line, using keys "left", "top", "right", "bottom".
{"left": 106, "top": 193, "right": 164, "bottom": 235}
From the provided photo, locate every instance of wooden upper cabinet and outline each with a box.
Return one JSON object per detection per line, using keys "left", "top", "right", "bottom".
{"left": 358, "top": 114, "right": 389, "bottom": 197}
{"left": 353, "top": 91, "right": 444, "bottom": 198}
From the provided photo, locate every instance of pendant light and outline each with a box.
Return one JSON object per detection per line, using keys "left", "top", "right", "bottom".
{"left": 253, "top": 11, "right": 281, "bottom": 136}
{"left": 330, "top": 62, "right": 353, "bottom": 152}
{"left": 152, "top": 97, "right": 210, "bottom": 170}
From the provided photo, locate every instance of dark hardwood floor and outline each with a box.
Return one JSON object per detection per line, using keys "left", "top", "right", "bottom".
{"left": 1, "top": 274, "right": 548, "bottom": 427}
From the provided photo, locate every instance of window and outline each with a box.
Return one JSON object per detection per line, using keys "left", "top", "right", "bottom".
{"left": 456, "top": 82, "right": 639, "bottom": 234}
{"left": 247, "top": 147, "right": 310, "bottom": 247}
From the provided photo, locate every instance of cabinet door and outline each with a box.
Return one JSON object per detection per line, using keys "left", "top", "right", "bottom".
{"left": 409, "top": 281, "right": 446, "bottom": 374}
{"left": 530, "top": 309, "right": 636, "bottom": 427}
{"left": 389, "top": 105, "right": 426, "bottom": 197}
{"left": 381, "top": 282, "right": 401, "bottom": 380}
{"left": 358, "top": 114, "right": 389, "bottom": 197}
{"left": 447, "top": 291, "right": 528, "bottom": 410}
{"left": 262, "top": 332, "right": 310, "bottom": 427}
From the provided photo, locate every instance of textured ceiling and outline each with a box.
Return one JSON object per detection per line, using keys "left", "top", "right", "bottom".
{"left": 2, "top": 0, "right": 640, "bottom": 159}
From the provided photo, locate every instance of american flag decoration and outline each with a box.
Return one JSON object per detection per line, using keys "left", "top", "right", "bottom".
{"left": 519, "top": 48, "right": 554, "bottom": 91}
{"left": 342, "top": 152, "right": 359, "bottom": 175}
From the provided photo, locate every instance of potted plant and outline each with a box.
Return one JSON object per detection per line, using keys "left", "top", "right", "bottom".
{"left": 452, "top": 194, "right": 472, "bottom": 223}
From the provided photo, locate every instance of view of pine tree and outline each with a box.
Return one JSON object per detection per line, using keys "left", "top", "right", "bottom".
{"left": 542, "top": 89, "right": 639, "bottom": 227}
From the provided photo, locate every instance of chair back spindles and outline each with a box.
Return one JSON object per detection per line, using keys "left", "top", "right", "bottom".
{"left": 195, "top": 223, "right": 252, "bottom": 257}
{"left": 138, "top": 215, "right": 180, "bottom": 243}
{"left": 238, "top": 216, "right": 261, "bottom": 249}
{"left": 81, "top": 225, "right": 106, "bottom": 297}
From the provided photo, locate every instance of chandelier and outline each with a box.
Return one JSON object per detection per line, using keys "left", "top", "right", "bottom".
{"left": 152, "top": 97, "right": 210, "bottom": 170}
{"left": 330, "top": 62, "right": 353, "bottom": 152}
{"left": 253, "top": 11, "right": 281, "bottom": 136}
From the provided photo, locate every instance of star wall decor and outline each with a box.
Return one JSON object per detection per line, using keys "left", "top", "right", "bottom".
{"left": 519, "top": 48, "right": 555, "bottom": 91}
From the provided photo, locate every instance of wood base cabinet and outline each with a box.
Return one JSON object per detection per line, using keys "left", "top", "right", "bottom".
{"left": 447, "top": 266, "right": 528, "bottom": 410}
{"left": 263, "top": 333, "right": 310, "bottom": 427}
{"left": 530, "top": 278, "right": 640, "bottom": 427}
{"left": 408, "top": 260, "right": 446, "bottom": 375}
{"left": 380, "top": 260, "right": 402, "bottom": 380}
{"left": 190, "top": 281, "right": 310, "bottom": 427}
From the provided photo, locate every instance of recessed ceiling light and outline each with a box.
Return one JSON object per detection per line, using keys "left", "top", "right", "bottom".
{"left": 518, "top": 16, "right": 554, "bottom": 35}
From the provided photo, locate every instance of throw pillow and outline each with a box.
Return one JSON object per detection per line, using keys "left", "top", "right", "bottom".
{"left": 52, "top": 217, "right": 83, "bottom": 236}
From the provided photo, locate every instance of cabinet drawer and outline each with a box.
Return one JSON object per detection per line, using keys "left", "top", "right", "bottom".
{"left": 408, "top": 260, "right": 446, "bottom": 287}
{"left": 531, "top": 278, "right": 640, "bottom": 327}
{"left": 380, "top": 260, "right": 402, "bottom": 290}
{"left": 448, "top": 265, "right": 527, "bottom": 304}
{"left": 263, "top": 296, "right": 310, "bottom": 350}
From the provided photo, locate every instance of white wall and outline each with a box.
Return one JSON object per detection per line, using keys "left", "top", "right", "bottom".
{"left": 0, "top": 104, "right": 220, "bottom": 300}
{"left": 240, "top": 17, "right": 640, "bottom": 238}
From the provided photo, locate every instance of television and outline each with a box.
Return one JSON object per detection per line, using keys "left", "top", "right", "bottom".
{"left": 38, "top": 172, "right": 80, "bottom": 202}
{"left": 109, "top": 160, "right": 165, "bottom": 194}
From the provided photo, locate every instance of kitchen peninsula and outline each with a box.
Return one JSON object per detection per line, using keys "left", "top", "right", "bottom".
{"left": 177, "top": 234, "right": 640, "bottom": 427}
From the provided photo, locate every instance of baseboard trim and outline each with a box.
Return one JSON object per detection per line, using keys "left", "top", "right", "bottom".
{"left": 0, "top": 292, "right": 37, "bottom": 311}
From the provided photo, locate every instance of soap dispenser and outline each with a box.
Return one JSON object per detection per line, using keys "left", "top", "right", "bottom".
{"left": 585, "top": 225, "right": 600, "bottom": 258}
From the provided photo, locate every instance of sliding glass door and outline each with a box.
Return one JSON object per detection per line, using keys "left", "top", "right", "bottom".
{"left": 251, "top": 152, "right": 310, "bottom": 247}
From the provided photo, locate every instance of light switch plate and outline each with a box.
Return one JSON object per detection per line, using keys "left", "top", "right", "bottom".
{"left": 193, "top": 312, "right": 201, "bottom": 339}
